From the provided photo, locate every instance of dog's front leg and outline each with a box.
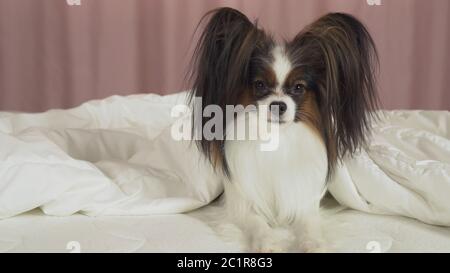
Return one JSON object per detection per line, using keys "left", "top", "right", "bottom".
{"left": 222, "top": 185, "right": 295, "bottom": 253}
{"left": 291, "top": 211, "right": 328, "bottom": 253}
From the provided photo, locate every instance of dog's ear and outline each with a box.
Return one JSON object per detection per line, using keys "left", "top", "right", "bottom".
{"left": 188, "top": 8, "right": 261, "bottom": 175}
{"left": 188, "top": 7, "right": 257, "bottom": 102}
{"left": 288, "top": 13, "right": 379, "bottom": 176}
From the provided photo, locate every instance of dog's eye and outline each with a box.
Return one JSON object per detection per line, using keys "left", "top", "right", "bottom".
{"left": 254, "top": 80, "right": 266, "bottom": 91}
{"left": 291, "top": 82, "right": 306, "bottom": 95}
{"left": 253, "top": 80, "right": 270, "bottom": 97}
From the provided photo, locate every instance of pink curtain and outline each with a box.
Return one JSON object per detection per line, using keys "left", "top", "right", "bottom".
{"left": 0, "top": 0, "right": 449, "bottom": 112}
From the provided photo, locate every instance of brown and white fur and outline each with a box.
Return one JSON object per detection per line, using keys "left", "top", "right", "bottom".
{"left": 187, "top": 8, "right": 379, "bottom": 252}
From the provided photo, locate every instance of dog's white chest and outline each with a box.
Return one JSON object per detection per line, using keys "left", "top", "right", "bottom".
{"left": 224, "top": 121, "right": 328, "bottom": 224}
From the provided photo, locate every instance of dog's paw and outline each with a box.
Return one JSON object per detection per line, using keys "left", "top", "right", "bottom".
{"left": 297, "top": 237, "right": 329, "bottom": 253}
{"left": 252, "top": 228, "right": 295, "bottom": 253}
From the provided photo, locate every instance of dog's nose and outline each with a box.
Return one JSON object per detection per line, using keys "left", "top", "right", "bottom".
{"left": 269, "top": 101, "right": 287, "bottom": 115}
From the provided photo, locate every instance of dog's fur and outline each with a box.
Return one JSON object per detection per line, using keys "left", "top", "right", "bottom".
{"left": 187, "top": 7, "right": 378, "bottom": 252}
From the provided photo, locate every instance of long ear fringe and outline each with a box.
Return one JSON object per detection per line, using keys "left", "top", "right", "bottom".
{"left": 291, "top": 13, "right": 380, "bottom": 178}
{"left": 186, "top": 7, "right": 259, "bottom": 176}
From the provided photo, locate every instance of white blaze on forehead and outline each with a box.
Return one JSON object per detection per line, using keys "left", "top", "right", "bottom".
{"left": 271, "top": 46, "right": 292, "bottom": 94}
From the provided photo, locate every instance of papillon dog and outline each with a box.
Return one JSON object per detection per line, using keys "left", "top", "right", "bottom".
{"left": 187, "top": 7, "right": 378, "bottom": 252}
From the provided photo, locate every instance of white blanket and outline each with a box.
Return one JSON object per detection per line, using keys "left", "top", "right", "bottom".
{"left": 329, "top": 110, "right": 450, "bottom": 226}
{"left": 0, "top": 92, "right": 449, "bottom": 227}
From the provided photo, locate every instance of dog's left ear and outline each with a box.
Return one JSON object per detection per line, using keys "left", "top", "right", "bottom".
{"left": 288, "top": 13, "right": 379, "bottom": 175}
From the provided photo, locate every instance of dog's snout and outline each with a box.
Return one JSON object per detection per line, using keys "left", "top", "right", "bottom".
{"left": 269, "top": 101, "right": 287, "bottom": 115}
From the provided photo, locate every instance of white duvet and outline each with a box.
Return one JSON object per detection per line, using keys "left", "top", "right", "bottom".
{"left": 0, "top": 92, "right": 449, "bottom": 227}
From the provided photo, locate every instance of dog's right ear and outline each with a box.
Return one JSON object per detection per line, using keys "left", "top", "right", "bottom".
{"left": 188, "top": 7, "right": 256, "bottom": 104}
{"left": 187, "top": 8, "right": 259, "bottom": 175}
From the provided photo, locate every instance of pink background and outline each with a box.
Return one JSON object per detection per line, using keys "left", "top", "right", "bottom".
{"left": 0, "top": 0, "right": 449, "bottom": 112}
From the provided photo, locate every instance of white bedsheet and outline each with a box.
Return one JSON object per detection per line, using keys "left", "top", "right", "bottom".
{"left": 1, "top": 198, "right": 450, "bottom": 252}
{"left": 0, "top": 92, "right": 449, "bottom": 229}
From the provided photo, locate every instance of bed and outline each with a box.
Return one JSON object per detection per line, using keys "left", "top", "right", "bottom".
{"left": 2, "top": 198, "right": 450, "bottom": 253}
{"left": 0, "top": 92, "right": 449, "bottom": 252}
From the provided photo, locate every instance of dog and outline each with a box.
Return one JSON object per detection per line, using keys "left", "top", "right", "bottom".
{"left": 187, "top": 7, "right": 378, "bottom": 252}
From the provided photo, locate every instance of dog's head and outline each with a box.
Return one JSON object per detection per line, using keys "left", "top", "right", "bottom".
{"left": 188, "top": 7, "right": 379, "bottom": 178}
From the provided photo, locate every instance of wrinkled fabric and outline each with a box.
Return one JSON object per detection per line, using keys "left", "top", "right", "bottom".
{"left": 0, "top": 93, "right": 221, "bottom": 218}
{"left": 0, "top": 92, "right": 449, "bottom": 227}
{"left": 329, "top": 110, "right": 450, "bottom": 226}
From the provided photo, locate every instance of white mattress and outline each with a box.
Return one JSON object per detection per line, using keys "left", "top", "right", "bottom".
{"left": 1, "top": 197, "right": 450, "bottom": 253}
